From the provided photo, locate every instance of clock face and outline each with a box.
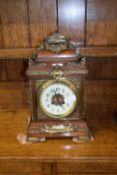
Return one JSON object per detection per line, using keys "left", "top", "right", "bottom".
{"left": 39, "top": 81, "right": 77, "bottom": 118}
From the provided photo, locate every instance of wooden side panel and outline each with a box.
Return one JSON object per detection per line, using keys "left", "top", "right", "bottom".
{"left": 42, "top": 163, "right": 55, "bottom": 175}
{"left": 0, "top": 0, "right": 30, "bottom": 80}
{"left": 0, "top": 59, "right": 28, "bottom": 81}
{"left": 6, "top": 60, "right": 28, "bottom": 81}
{"left": 0, "top": 17, "right": 3, "bottom": 48}
{"left": 85, "top": 80, "right": 117, "bottom": 118}
{"left": 57, "top": 161, "right": 117, "bottom": 174}
{"left": 0, "top": 32, "right": 3, "bottom": 48}
{"left": 0, "top": 16, "right": 6, "bottom": 81}
{"left": 0, "top": 160, "right": 42, "bottom": 173}
{"left": 28, "top": 0, "right": 57, "bottom": 47}
{"left": 0, "top": 60, "right": 7, "bottom": 81}
{"left": 0, "top": 0, "right": 29, "bottom": 48}
{"left": 58, "top": 0, "right": 85, "bottom": 46}
{"left": 56, "top": 174, "right": 116, "bottom": 175}
{"left": 0, "top": 160, "right": 42, "bottom": 175}
{"left": 87, "top": 57, "right": 117, "bottom": 79}
{"left": 0, "top": 82, "right": 28, "bottom": 108}
{"left": 87, "top": 0, "right": 117, "bottom": 46}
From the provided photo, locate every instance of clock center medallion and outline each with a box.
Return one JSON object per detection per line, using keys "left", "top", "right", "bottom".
{"left": 51, "top": 93, "right": 65, "bottom": 106}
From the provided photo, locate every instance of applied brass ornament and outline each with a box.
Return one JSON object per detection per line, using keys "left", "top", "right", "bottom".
{"left": 45, "top": 32, "right": 70, "bottom": 53}
{"left": 42, "top": 123, "right": 73, "bottom": 133}
{"left": 51, "top": 67, "right": 64, "bottom": 79}
{"left": 30, "top": 32, "right": 79, "bottom": 62}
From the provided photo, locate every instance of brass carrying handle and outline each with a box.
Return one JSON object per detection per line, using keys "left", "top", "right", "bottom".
{"left": 43, "top": 123, "right": 73, "bottom": 133}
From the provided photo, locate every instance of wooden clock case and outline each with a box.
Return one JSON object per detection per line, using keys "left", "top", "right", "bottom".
{"left": 26, "top": 32, "right": 92, "bottom": 142}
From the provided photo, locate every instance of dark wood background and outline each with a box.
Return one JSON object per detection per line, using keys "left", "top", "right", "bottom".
{"left": 0, "top": 0, "right": 117, "bottom": 115}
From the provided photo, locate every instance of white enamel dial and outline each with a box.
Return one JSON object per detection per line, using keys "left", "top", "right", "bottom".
{"left": 39, "top": 81, "right": 77, "bottom": 118}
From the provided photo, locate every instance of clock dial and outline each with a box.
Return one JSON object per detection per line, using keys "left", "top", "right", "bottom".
{"left": 39, "top": 81, "right": 77, "bottom": 118}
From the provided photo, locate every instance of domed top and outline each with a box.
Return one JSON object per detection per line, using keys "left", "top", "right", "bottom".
{"left": 30, "top": 32, "right": 81, "bottom": 63}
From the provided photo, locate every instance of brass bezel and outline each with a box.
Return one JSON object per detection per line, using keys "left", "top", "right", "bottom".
{"left": 37, "top": 79, "right": 78, "bottom": 119}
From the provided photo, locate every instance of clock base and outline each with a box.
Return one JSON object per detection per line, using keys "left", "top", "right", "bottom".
{"left": 27, "top": 120, "right": 92, "bottom": 142}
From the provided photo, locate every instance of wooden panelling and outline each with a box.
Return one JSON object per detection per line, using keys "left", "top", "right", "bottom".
{"left": 87, "top": 57, "right": 117, "bottom": 79}
{"left": 58, "top": 0, "right": 85, "bottom": 46}
{"left": 1, "top": 47, "right": 117, "bottom": 59}
{"left": 56, "top": 174, "right": 116, "bottom": 175}
{"left": 0, "top": 0, "right": 116, "bottom": 112}
{"left": 0, "top": 80, "right": 117, "bottom": 114}
{"left": 42, "top": 163, "right": 55, "bottom": 175}
{"left": 0, "top": 48, "right": 34, "bottom": 59}
{"left": 0, "top": 160, "right": 42, "bottom": 173}
{"left": 0, "top": 16, "right": 5, "bottom": 81}
{"left": 56, "top": 161, "right": 117, "bottom": 174}
{"left": 0, "top": 0, "right": 29, "bottom": 48}
{"left": 86, "top": 80, "right": 117, "bottom": 106}
{"left": 79, "top": 47, "right": 117, "bottom": 57}
{"left": 0, "top": 174, "right": 31, "bottom": 175}
{"left": 28, "top": 0, "right": 57, "bottom": 47}
{"left": 0, "top": 60, "right": 28, "bottom": 81}
{"left": 6, "top": 60, "right": 28, "bottom": 81}
{"left": 0, "top": 82, "right": 28, "bottom": 108}
{"left": 0, "top": 108, "right": 117, "bottom": 173}
{"left": 0, "top": 32, "right": 3, "bottom": 48}
{"left": 0, "top": 1, "right": 117, "bottom": 174}
{"left": 87, "top": 0, "right": 117, "bottom": 46}
{"left": 0, "top": 17, "right": 3, "bottom": 48}
{"left": 0, "top": 60, "right": 7, "bottom": 81}
{"left": 84, "top": 80, "right": 117, "bottom": 118}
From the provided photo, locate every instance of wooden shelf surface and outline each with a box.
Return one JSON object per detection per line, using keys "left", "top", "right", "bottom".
{"left": 0, "top": 108, "right": 117, "bottom": 162}
{"left": 0, "top": 47, "right": 117, "bottom": 59}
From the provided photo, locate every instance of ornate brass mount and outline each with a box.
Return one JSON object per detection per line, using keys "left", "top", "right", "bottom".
{"left": 51, "top": 66, "right": 64, "bottom": 79}
{"left": 30, "top": 32, "right": 79, "bottom": 61}
{"left": 46, "top": 32, "right": 70, "bottom": 53}
{"left": 42, "top": 123, "right": 73, "bottom": 133}
{"left": 41, "top": 32, "right": 75, "bottom": 53}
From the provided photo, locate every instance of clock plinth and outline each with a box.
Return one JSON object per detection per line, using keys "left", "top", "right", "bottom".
{"left": 26, "top": 32, "right": 92, "bottom": 142}
{"left": 27, "top": 120, "right": 91, "bottom": 142}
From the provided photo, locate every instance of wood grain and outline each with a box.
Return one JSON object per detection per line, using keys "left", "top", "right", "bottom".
{"left": 0, "top": 16, "right": 6, "bottom": 81}
{"left": 0, "top": 48, "right": 34, "bottom": 59}
{"left": 0, "top": 80, "right": 117, "bottom": 115}
{"left": 58, "top": 0, "right": 85, "bottom": 46}
{"left": 56, "top": 174, "right": 116, "bottom": 175}
{"left": 87, "top": 57, "right": 117, "bottom": 79}
{"left": 0, "top": 160, "right": 42, "bottom": 173}
{"left": 0, "top": 108, "right": 117, "bottom": 163}
{"left": 0, "top": 59, "right": 28, "bottom": 81}
{"left": 57, "top": 161, "right": 117, "bottom": 174}
{"left": 87, "top": 0, "right": 117, "bottom": 46}
{"left": 0, "top": 0, "right": 30, "bottom": 81}
{"left": 0, "top": 0, "right": 29, "bottom": 48}
{"left": 0, "top": 1, "right": 117, "bottom": 174}
{"left": 0, "top": 82, "right": 28, "bottom": 108}
{"left": 79, "top": 47, "right": 117, "bottom": 57}
{"left": 0, "top": 60, "right": 7, "bottom": 81}
{"left": 0, "top": 16, "right": 3, "bottom": 48}
{"left": 6, "top": 59, "right": 28, "bottom": 81}
{"left": 1, "top": 47, "right": 117, "bottom": 59}
{"left": 84, "top": 80, "right": 117, "bottom": 118}
{"left": 28, "top": 0, "right": 57, "bottom": 47}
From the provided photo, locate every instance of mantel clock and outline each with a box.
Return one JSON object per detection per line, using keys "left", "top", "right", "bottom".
{"left": 26, "top": 32, "right": 91, "bottom": 142}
